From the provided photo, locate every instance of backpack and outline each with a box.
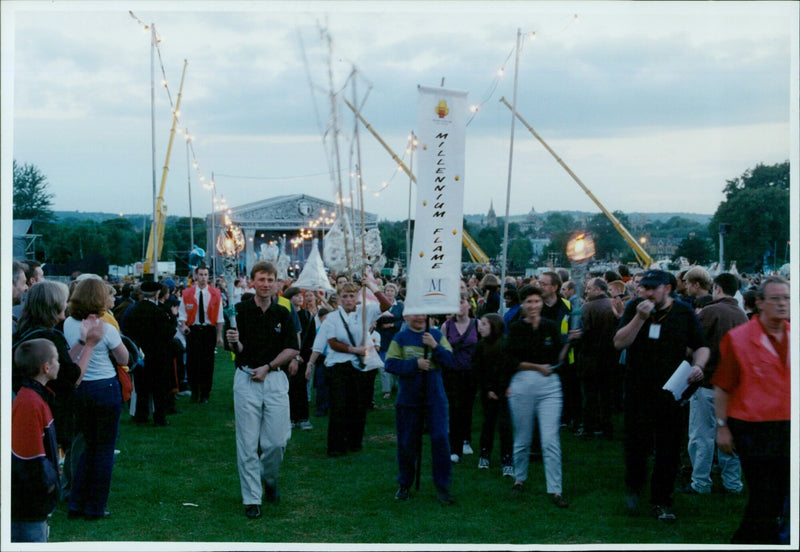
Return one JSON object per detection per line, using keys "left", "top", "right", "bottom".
{"left": 114, "top": 334, "right": 145, "bottom": 374}
{"left": 11, "top": 328, "right": 69, "bottom": 394}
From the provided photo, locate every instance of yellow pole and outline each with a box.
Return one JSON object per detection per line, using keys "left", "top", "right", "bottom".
{"left": 146, "top": 59, "right": 188, "bottom": 266}
{"left": 499, "top": 97, "right": 653, "bottom": 268}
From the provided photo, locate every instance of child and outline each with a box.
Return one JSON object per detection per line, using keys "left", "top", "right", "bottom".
{"left": 385, "top": 314, "right": 455, "bottom": 505}
{"left": 11, "top": 339, "right": 61, "bottom": 542}
{"left": 473, "top": 313, "right": 514, "bottom": 476}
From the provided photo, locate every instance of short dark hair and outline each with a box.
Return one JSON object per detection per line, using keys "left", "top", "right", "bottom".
{"left": 250, "top": 261, "right": 277, "bottom": 280}
{"left": 518, "top": 284, "right": 543, "bottom": 302}
{"left": 14, "top": 338, "right": 57, "bottom": 380}
{"left": 592, "top": 278, "right": 609, "bottom": 293}
{"left": 283, "top": 286, "right": 303, "bottom": 300}
{"left": 713, "top": 273, "right": 740, "bottom": 297}
{"left": 618, "top": 265, "right": 631, "bottom": 278}
{"left": 24, "top": 260, "right": 42, "bottom": 282}
{"left": 541, "top": 271, "right": 562, "bottom": 289}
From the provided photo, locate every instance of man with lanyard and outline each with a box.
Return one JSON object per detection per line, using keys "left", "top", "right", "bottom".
{"left": 614, "top": 269, "right": 709, "bottom": 523}
{"left": 179, "top": 264, "right": 223, "bottom": 404}
{"left": 225, "top": 261, "right": 298, "bottom": 520}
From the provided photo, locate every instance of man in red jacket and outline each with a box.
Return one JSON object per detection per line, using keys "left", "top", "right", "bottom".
{"left": 179, "top": 265, "right": 224, "bottom": 404}
{"left": 713, "top": 275, "right": 790, "bottom": 545}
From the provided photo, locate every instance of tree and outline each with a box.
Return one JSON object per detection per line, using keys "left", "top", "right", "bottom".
{"left": 13, "top": 160, "right": 56, "bottom": 222}
{"left": 675, "top": 234, "right": 714, "bottom": 265}
{"left": 709, "top": 161, "right": 790, "bottom": 272}
{"left": 587, "top": 211, "right": 631, "bottom": 261}
{"left": 507, "top": 238, "right": 534, "bottom": 271}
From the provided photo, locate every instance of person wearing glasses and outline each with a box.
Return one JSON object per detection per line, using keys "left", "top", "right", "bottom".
{"left": 712, "top": 275, "right": 790, "bottom": 544}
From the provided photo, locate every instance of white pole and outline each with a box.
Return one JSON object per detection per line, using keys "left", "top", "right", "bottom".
{"left": 150, "top": 23, "right": 159, "bottom": 279}
{"left": 406, "top": 132, "right": 415, "bottom": 274}
{"left": 187, "top": 132, "right": 194, "bottom": 253}
{"left": 499, "top": 28, "right": 522, "bottom": 314}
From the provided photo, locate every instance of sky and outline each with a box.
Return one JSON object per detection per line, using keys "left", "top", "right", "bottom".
{"left": 3, "top": 0, "right": 797, "bottom": 225}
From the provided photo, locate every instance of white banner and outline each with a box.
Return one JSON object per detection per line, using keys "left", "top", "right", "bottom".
{"left": 403, "top": 85, "right": 467, "bottom": 316}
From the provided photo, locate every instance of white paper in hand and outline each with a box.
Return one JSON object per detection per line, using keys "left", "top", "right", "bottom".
{"left": 662, "top": 360, "right": 693, "bottom": 400}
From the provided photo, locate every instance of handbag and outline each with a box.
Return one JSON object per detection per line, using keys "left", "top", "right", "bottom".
{"left": 116, "top": 364, "right": 133, "bottom": 402}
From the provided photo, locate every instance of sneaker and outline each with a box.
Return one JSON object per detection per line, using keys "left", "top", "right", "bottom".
{"left": 176, "top": 390, "right": 192, "bottom": 397}
{"left": 299, "top": 420, "right": 313, "bottom": 431}
{"left": 502, "top": 465, "right": 514, "bottom": 478}
{"left": 652, "top": 504, "right": 676, "bottom": 523}
{"left": 395, "top": 485, "right": 410, "bottom": 501}
{"left": 436, "top": 486, "right": 455, "bottom": 505}
{"left": 290, "top": 422, "right": 298, "bottom": 429}
{"left": 450, "top": 453, "right": 460, "bottom": 463}
{"left": 550, "top": 493, "right": 569, "bottom": 508}
{"left": 462, "top": 441, "right": 474, "bottom": 455}
{"left": 624, "top": 493, "right": 641, "bottom": 516}
{"left": 245, "top": 504, "right": 262, "bottom": 519}
{"left": 723, "top": 486, "right": 743, "bottom": 495}
{"left": 478, "top": 457, "right": 490, "bottom": 469}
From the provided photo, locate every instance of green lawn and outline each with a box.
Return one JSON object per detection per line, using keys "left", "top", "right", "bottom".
{"left": 50, "top": 349, "right": 745, "bottom": 548}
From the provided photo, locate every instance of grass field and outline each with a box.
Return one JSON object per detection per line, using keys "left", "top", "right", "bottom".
{"left": 47, "top": 349, "right": 747, "bottom": 549}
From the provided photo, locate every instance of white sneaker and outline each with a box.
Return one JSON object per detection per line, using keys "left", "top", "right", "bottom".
{"left": 177, "top": 390, "right": 192, "bottom": 397}
{"left": 299, "top": 420, "right": 313, "bottom": 431}
{"left": 462, "top": 441, "right": 474, "bottom": 455}
{"left": 502, "top": 465, "right": 514, "bottom": 478}
{"left": 478, "top": 457, "right": 490, "bottom": 469}
{"left": 450, "top": 453, "right": 460, "bottom": 463}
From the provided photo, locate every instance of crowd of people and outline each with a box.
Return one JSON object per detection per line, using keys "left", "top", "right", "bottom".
{"left": 10, "top": 258, "right": 791, "bottom": 544}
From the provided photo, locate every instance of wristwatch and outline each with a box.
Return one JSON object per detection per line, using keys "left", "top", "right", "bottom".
{"left": 715, "top": 418, "right": 727, "bottom": 428}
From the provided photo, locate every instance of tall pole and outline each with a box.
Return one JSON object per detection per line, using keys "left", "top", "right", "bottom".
{"left": 499, "top": 28, "right": 522, "bottom": 314}
{"left": 186, "top": 132, "right": 195, "bottom": 252}
{"left": 211, "top": 172, "right": 217, "bottom": 277}
{"left": 150, "top": 23, "right": 159, "bottom": 279}
{"left": 406, "top": 132, "right": 416, "bottom": 274}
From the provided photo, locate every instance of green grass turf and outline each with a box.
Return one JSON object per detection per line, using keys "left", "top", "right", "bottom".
{"left": 50, "top": 349, "right": 745, "bottom": 547}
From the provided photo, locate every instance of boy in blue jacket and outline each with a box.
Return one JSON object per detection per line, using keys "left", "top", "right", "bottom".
{"left": 385, "top": 313, "right": 455, "bottom": 504}
{"left": 11, "top": 339, "right": 61, "bottom": 542}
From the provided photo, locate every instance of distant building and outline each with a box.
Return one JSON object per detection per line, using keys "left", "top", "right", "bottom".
{"left": 12, "top": 219, "right": 40, "bottom": 260}
{"left": 486, "top": 200, "right": 497, "bottom": 227}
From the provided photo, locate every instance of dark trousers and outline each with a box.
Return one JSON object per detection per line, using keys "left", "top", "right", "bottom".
{"left": 442, "top": 370, "right": 476, "bottom": 456}
{"left": 132, "top": 360, "right": 170, "bottom": 423}
{"left": 729, "top": 419, "right": 790, "bottom": 544}
{"left": 478, "top": 393, "right": 513, "bottom": 464}
{"left": 580, "top": 354, "right": 616, "bottom": 435}
{"left": 313, "top": 360, "right": 329, "bottom": 415}
{"left": 396, "top": 402, "right": 451, "bottom": 490}
{"left": 186, "top": 325, "right": 217, "bottom": 401}
{"left": 623, "top": 379, "right": 683, "bottom": 507}
{"left": 288, "top": 365, "right": 310, "bottom": 422}
{"left": 69, "top": 377, "right": 121, "bottom": 518}
{"left": 326, "top": 362, "right": 369, "bottom": 455}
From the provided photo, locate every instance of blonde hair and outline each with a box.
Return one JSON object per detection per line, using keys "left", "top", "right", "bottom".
{"left": 18, "top": 280, "right": 69, "bottom": 334}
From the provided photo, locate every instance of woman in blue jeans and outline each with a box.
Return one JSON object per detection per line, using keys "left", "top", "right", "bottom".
{"left": 63, "top": 277, "right": 128, "bottom": 520}
{"left": 502, "top": 285, "right": 570, "bottom": 508}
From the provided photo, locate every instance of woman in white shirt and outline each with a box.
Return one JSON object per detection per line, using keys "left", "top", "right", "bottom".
{"left": 63, "top": 278, "right": 128, "bottom": 521}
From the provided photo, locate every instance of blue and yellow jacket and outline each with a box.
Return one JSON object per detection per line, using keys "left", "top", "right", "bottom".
{"left": 385, "top": 327, "right": 454, "bottom": 407}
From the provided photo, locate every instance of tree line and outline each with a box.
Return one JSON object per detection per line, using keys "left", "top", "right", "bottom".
{"left": 14, "top": 159, "right": 790, "bottom": 275}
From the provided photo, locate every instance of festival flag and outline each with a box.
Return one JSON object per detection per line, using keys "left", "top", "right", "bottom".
{"left": 403, "top": 85, "right": 468, "bottom": 316}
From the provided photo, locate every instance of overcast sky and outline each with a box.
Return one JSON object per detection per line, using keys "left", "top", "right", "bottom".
{"left": 2, "top": 1, "right": 798, "bottom": 223}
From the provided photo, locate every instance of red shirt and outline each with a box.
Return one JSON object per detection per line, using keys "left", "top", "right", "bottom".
{"left": 712, "top": 315, "right": 790, "bottom": 422}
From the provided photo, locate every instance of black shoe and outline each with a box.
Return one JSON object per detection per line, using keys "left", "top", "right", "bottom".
{"left": 153, "top": 419, "right": 170, "bottom": 427}
{"left": 678, "top": 482, "right": 699, "bottom": 494}
{"left": 550, "top": 493, "right": 569, "bottom": 508}
{"left": 436, "top": 486, "right": 454, "bottom": 505}
{"left": 199, "top": 398, "right": 209, "bottom": 404}
{"left": 511, "top": 482, "right": 524, "bottom": 496}
{"left": 166, "top": 408, "right": 183, "bottom": 415}
{"left": 245, "top": 504, "right": 262, "bottom": 519}
{"left": 395, "top": 485, "right": 410, "bottom": 501}
{"left": 264, "top": 483, "right": 280, "bottom": 504}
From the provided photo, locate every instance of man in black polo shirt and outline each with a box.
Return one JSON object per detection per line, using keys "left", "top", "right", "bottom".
{"left": 614, "top": 269, "right": 709, "bottom": 523}
{"left": 225, "top": 261, "right": 298, "bottom": 520}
